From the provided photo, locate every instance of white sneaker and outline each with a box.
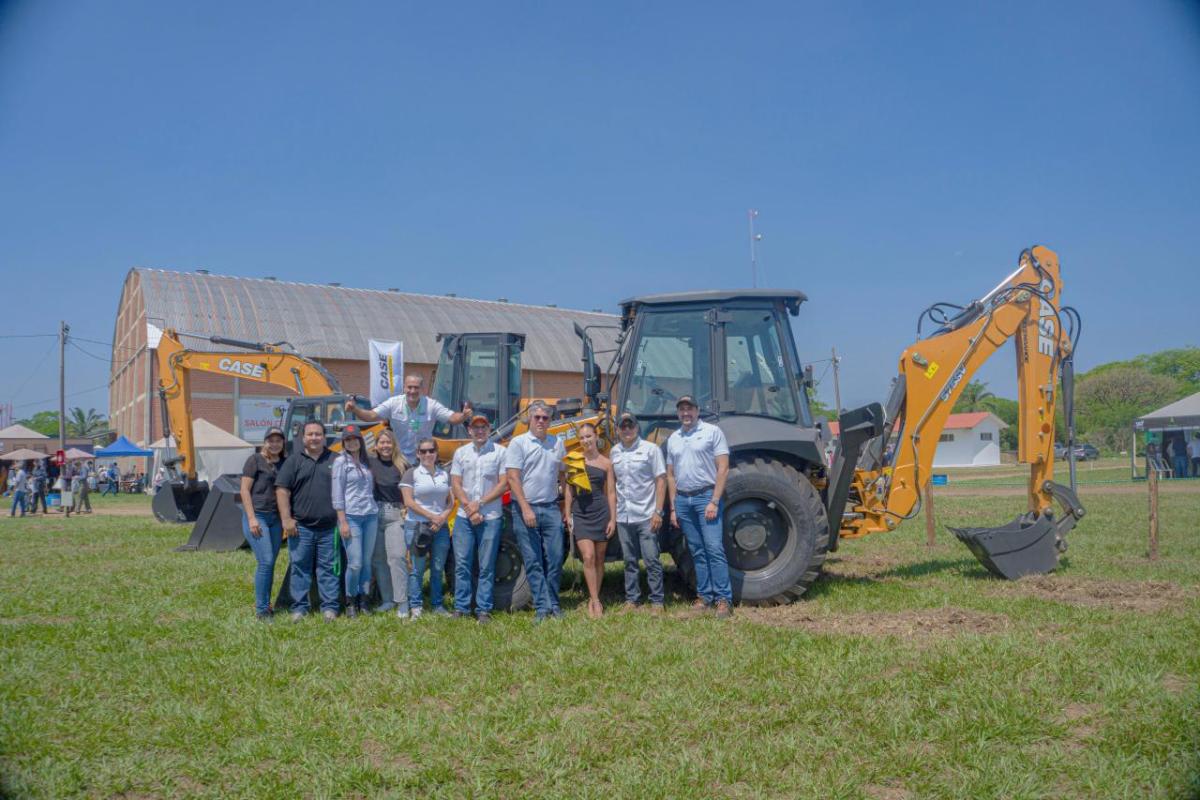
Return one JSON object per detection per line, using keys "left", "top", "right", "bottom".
{"left": 396, "top": 607, "right": 409, "bottom": 620}
{"left": 410, "top": 608, "right": 423, "bottom": 621}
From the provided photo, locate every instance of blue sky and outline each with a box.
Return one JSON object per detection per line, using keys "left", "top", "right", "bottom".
{"left": 1, "top": 1, "right": 1197, "bottom": 423}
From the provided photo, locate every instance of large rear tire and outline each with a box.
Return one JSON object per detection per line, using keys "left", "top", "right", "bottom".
{"left": 490, "top": 524, "right": 533, "bottom": 612}
{"left": 722, "top": 456, "right": 829, "bottom": 604}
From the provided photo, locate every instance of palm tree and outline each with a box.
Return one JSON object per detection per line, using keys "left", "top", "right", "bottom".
{"left": 953, "top": 380, "right": 995, "bottom": 412}
{"left": 66, "top": 407, "right": 108, "bottom": 438}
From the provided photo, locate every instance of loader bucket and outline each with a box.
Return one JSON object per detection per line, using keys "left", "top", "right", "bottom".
{"left": 177, "top": 474, "right": 248, "bottom": 552}
{"left": 950, "top": 513, "right": 1062, "bottom": 580}
{"left": 949, "top": 479, "right": 1084, "bottom": 580}
{"left": 152, "top": 480, "right": 209, "bottom": 524}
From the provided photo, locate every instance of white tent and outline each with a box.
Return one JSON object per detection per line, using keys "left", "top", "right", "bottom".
{"left": 151, "top": 418, "right": 255, "bottom": 486}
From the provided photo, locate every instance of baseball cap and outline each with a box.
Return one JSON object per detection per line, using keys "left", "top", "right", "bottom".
{"left": 341, "top": 424, "right": 363, "bottom": 439}
{"left": 617, "top": 412, "right": 639, "bottom": 426}
{"left": 468, "top": 413, "right": 491, "bottom": 427}
{"left": 675, "top": 395, "right": 698, "bottom": 408}
{"left": 263, "top": 427, "right": 285, "bottom": 440}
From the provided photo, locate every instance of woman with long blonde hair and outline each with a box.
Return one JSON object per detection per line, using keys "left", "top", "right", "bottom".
{"left": 369, "top": 428, "right": 409, "bottom": 618}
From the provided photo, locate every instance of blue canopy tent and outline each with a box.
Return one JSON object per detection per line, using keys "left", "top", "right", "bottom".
{"left": 94, "top": 435, "right": 154, "bottom": 458}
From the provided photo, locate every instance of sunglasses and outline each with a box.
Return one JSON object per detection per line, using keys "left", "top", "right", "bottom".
{"left": 418, "top": 448, "right": 437, "bottom": 455}
{"left": 618, "top": 422, "right": 637, "bottom": 429}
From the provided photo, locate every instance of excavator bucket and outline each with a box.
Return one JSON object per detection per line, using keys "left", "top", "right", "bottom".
{"left": 176, "top": 474, "right": 248, "bottom": 552}
{"left": 152, "top": 480, "right": 209, "bottom": 524}
{"left": 949, "top": 481, "right": 1085, "bottom": 580}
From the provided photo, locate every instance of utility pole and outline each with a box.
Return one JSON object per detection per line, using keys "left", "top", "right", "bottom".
{"left": 831, "top": 346, "right": 842, "bottom": 414}
{"left": 59, "top": 320, "right": 68, "bottom": 455}
{"left": 748, "top": 209, "right": 762, "bottom": 287}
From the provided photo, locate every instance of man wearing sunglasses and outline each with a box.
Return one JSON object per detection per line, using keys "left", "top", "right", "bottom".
{"left": 504, "top": 400, "right": 567, "bottom": 621}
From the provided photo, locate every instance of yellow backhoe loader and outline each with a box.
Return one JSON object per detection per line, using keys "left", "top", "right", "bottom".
{"left": 545, "top": 244, "right": 1085, "bottom": 607}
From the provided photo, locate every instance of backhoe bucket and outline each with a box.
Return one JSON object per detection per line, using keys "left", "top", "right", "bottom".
{"left": 152, "top": 480, "right": 209, "bottom": 524}
{"left": 951, "top": 513, "right": 1062, "bottom": 580}
{"left": 949, "top": 481, "right": 1085, "bottom": 580}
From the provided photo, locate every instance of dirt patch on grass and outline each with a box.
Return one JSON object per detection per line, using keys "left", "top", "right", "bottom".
{"left": 822, "top": 553, "right": 907, "bottom": 581}
{"left": 0, "top": 614, "right": 76, "bottom": 626}
{"left": 1161, "top": 673, "right": 1191, "bottom": 696}
{"left": 988, "top": 575, "right": 1193, "bottom": 613}
{"left": 863, "top": 784, "right": 914, "bottom": 800}
{"left": 362, "top": 738, "right": 416, "bottom": 771}
{"left": 1058, "top": 702, "right": 1101, "bottom": 750}
{"left": 741, "top": 606, "right": 1009, "bottom": 641}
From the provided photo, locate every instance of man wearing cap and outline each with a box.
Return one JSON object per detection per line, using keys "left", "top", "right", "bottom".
{"left": 275, "top": 420, "right": 341, "bottom": 621}
{"left": 611, "top": 412, "right": 668, "bottom": 613}
{"left": 666, "top": 395, "right": 733, "bottom": 617}
{"left": 450, "top": 414, "right": 509, "bottom": 623}
{"left": 345, "top": 374, "right": 472, "bottom": 464}
{"left": 504, "top": 400, "right": 567, "bottom": 621}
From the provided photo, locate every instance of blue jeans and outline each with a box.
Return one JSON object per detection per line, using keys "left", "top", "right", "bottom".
{"left": 101, "top": 481, "right": 119, "bottom": 496}
{"left": 342, "top": 513, "right": 379, "bottom": 599}
{"left": 512, "top": 503, "right": 564, "bottom": 615}
{"left": 453, "top": 516, "right": 503, "bottom": 615}
{"left": 674, "top": 490, "right": 732, "bottom": 604}
{"left": 241, "top": 511, "right": 283, "bottom": 615}
{"left": 9, "top": 490, "right": 26, "bottom": 516}
{"left": 1173, "top": 455, "right": 1189, "bottom": 479}
{"left": 617, "top": 520, "right": 665, "bottom": 605}
{"left": 287, "top": 524, "right": 340, "bottom": 614}
{"left": 406, "top": 519, "right": 451, "bottom": 610}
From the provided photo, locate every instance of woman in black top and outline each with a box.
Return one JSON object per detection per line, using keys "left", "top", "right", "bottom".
{"left": 563, "top": 423, "right": 617, "bottom": 619}
{"left": 239, "top": 427, "right": 287, "bottom": 620}
{"left": 369, "top": 428, "right": 409, "bottom": 617}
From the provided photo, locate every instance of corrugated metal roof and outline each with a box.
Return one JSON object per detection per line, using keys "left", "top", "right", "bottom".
{"left": 132, "top": 268, "right": 620, "bottom": 373}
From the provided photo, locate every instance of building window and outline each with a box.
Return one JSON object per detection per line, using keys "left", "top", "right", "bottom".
{"left": 939, "top": 433, "right": 954, "bottom": 442}
{"left": 980, "top": 432, "right": 993, "bottom": 441}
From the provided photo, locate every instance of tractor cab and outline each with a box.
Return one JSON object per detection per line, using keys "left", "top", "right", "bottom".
{"left": 610, "top": 290, "right": 816, "bottom": 443}
{"left": 430, "top": 332, "right": 526, "bottom": 439}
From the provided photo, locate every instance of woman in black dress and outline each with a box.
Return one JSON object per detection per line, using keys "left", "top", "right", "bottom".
{"left": 564, "top": 422, "right": 617, "bottom": 618}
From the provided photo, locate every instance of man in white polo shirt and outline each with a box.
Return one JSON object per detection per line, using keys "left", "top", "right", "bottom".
{"left": 504, "top": 400, "right": 567, "bottom": 622}
{"left": 666, "top": 395, "right": 733, "bottom": 617}
{"left": 450, "top": 414, "right": 509, "bottom": 624}
{"left": 611, "top": 412, "right": 667, "bottom": 613}
{"left": 345, "top": 374, "right": 473, "bottom": 463}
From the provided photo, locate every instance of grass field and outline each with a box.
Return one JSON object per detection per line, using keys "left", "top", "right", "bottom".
{"left": 1, "top": 486, "right": 1197, "bottom": 799}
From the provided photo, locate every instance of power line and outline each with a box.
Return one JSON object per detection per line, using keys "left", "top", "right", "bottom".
{"left": 70, "top": 335, "right": 143, "bottom": 355}
{"left": 0, "top": 333, "right": 57, "bottom": 340}
{"left": 6, "top": 339, "right": 60, "bottom": 404}
{"left": 12, "top": 382, "right": 109, "bottom": 412}
{"left": 69, "top": 340, "right": 112, "bottom": 363}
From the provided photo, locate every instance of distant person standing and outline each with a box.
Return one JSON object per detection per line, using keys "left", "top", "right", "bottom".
{"left": 449, "top": 414, "right": 509, "bottom": 623}
{"left": 611, "top": 412, "right": 667, "bottom": 614}
{"left": 8, "top": 462, "right": 28, "bottom": 517}
{"left": 504, "top": 400, "right": 567, "bottom": 622}
{"left": 276, "top": 420, "right": 341, "bottom": 622}
{"left": 666, "top": 395, "right": 733, "bottom": 618}
{"left": 28, "top": 461, "right": 48, "bottom": 514}
{"left": 101, "top": 463, "right": 121, "bottom": 496}
{"left": 1168, "top": 436, "right": 1189, "bottom": 480}
{"left": 1190, "top": 433, "right": 1200, "bottom": 478}
{"left": 71, "top": 460, "right": 93, "bottom": 513}
{"left": 331, "top": 425, "right": 379, "bottom": 618}
{"left": 344, "top": 374, "right": 473, "bottom": 464}
{"left": 238, "top": 427, "right": 287, "bottom": 621}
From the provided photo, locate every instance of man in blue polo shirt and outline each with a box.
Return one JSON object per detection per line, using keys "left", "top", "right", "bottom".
{"left": 666, "top": 395, "right": 733, "bottom": 617}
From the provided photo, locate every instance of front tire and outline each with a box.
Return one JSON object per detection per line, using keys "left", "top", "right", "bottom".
{"left": 722, "top": 457, "right": 829, "bottom": 604}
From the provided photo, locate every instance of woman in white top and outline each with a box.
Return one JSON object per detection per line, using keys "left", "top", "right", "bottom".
{"left": 400, "top": 437, "right": 453, "bottom": 619}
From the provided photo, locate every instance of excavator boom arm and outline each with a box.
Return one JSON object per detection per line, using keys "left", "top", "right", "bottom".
{"left": 840, "top": 246, "right": 1084, "bottom": 575}
{"left": 155, "top": 329, "right": 341, "bottom": 479}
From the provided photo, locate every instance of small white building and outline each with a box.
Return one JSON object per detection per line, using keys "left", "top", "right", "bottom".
{"left": 932, "top": 412, "right": 1007, "bottom": 467}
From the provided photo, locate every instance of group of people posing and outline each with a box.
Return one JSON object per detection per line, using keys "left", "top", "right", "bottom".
{"left": 238, "top": 374, "right": 736, "bottom": 624}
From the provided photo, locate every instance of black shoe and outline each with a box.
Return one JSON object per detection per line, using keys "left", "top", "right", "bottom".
{"left": 346, "top": 602, "right": 359, "bottom": 619}
{"left": 255, "top": 611, "right": 273, "bottom": 623}
{"left": 477, "top": 613, "right": 492, "bottom": 625}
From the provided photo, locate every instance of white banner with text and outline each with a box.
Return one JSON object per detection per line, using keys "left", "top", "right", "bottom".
{"left": 238, "top": 398, "right": 289, "bottom": 442}
{"left": 368, "top": 339, "right": 404, "bottom": 408}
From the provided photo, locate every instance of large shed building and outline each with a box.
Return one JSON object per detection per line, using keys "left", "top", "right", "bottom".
{"left": 109, "top": 268, "right": 617, "bottom": 446}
